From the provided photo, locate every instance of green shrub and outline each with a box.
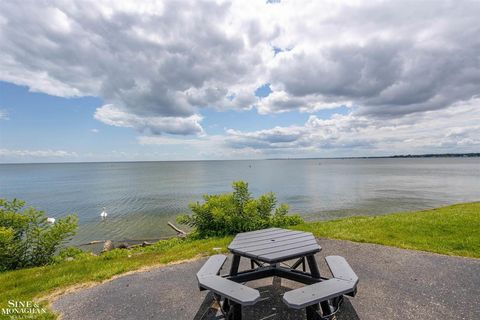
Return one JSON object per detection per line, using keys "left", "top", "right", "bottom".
{"left": 177, "top": 181, "right": 303, "bottom": 237}
{"left": 53, "top": 246, "right": 91, "bottom": 263}
{"left": 0, "top": 198, "right": 78, "bottom": 271}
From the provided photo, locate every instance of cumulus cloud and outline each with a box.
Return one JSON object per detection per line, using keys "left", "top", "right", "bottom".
{"left": 265, "top": 1, "right": 480, "bottom": 117}
{"left": 256, "top": 91, "right": 352, "bottom": 114}
{"left": 0, "top": 149, "right": 78, "bottom": 158}
{"left": 0, "top": 0, "right": 275, "bottom": 135}
{"left": 1, "top": 0, "right": 479, "bottom": 154}
{"left": 2, "top": 1, "right": 477, "bottom": 120}
{"left": 225, "top": 98, "right": 480, "bottom": 156}
{"left": 94, "top": 104, "right": 204, "bottom": 135}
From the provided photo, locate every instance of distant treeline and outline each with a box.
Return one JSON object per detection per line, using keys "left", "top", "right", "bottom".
{"left": 390, "top": 153, "right": 480, "bottom": 158}
{"left": 268, "top": 153, "right": 480, "bottom": 160}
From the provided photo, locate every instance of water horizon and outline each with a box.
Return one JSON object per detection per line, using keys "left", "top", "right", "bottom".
{"left": 1, "top": 158, "right": 479, "bottom": 245}
{"left": 2, "top": 152, "right": 479, "bottom": 165}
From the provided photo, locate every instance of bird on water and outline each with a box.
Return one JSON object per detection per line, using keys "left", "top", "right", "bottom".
{"left": 101, "top": 207, "right": 108, "bottom": 219}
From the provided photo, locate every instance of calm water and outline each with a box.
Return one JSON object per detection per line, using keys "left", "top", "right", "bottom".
{"left": 0, "top": 158, "right": 479, "bottom": 244}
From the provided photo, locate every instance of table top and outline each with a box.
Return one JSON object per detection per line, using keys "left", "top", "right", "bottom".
{"left": 228, "top": 228, "right": 321, "bottom": 263}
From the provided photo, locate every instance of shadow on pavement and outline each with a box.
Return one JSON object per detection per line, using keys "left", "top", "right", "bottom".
{"left": 193, "top": 277, "right": 360, "bottom": 320}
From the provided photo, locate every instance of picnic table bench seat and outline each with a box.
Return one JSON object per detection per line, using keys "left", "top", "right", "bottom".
{"left": 197, "top": 275, "right": 260, "bottom": 305}
{"left": 283, "top": 255, "right": 358, "bottom": 319}
{"left": 283, "top": 278, "right": 356, "bottom": 308}
{"left": 196, "top": 254, "right": 261, "bottom": 319}
{"left": 325, "top": 255, "right": 359, "bottom": 295}
{"left": 196, "top": 254, "right": 227, "bottom": 283}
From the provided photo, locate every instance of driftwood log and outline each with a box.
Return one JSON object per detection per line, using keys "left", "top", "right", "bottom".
{"left": 167, "top": 221, "right": 187, "bottom": 237}
{"left": 84, "top": 222, "right": 188, "bottom": 252}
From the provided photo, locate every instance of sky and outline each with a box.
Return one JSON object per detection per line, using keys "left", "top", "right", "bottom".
{"left": 0, "top": 0, "right": 479, "bottom": 163}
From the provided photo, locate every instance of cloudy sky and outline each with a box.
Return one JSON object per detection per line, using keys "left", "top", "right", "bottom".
{"left": 0, "top": 0, "right": 479, "bottom": 163}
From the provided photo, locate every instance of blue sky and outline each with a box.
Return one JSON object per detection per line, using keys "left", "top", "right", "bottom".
{"left": 1, "top": 81, "right": 350, "bottom": 162}
{"left": 0, "top": 81, "right": 134, "bottom": 157}
{"left": 0, "top": 1, "right": 479, "bottom": 162}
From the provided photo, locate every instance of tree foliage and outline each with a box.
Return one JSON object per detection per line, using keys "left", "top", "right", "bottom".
{"left": 177, "top": 181, "right": 303, "bottom": 237}
{"left": 0, "top": 199, "right": 78, "bottom": 271}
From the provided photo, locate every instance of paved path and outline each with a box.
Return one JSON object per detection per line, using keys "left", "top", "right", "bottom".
{"left": 53, "top": 239, "right": 480, "bottom": 320}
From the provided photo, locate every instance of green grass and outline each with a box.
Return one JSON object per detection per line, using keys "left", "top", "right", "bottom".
{"left": 292, "top": 202, "right": 480, "bottom": 258}
{"left": 1, "top": 202, "right": 479, "bottom": 319}
{"left": 0, "top": 237, "right": 232, "bottom": 319}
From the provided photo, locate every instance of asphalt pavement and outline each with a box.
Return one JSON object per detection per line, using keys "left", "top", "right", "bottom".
{"left": 53, "top": 239, "right": 480, "bottom": 320}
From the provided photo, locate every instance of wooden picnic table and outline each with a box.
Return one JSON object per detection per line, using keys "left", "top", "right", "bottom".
{"left": 227, "top": 227, "right": 322, "bottom": 279}
{"left": 197, "top": 228, "right": 358, "bottom": 320}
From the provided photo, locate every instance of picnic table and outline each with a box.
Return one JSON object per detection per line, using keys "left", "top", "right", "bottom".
{"left": 196, "top": 228, "right": 358, "bottom": 320}
{"left": 227, "top": 227, "right": 321, "bottom": 279}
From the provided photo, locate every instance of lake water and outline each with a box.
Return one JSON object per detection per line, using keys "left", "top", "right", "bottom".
{"left": 0, "top": 158, "right": 479, "bottom": 245}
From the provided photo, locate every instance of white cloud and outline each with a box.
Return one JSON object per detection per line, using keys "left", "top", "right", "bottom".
{"left": 137, "top": 135, "right": 264, "bottom": 160}
{"left": 0, "top": 0, "right": 274, "bottom": 134}
{"left": 256, "top": 91, "right": 352, "bottom": 114}
{"left": 0, "top": 149, "right": 78, "bottom": 158}
{"left": 4, "top": 1, "right": 478, "bottom": 121}
{"left": 0, "top": 0, "right": 479, "bottom": 156}
{"left": 260, "top": 1, "right": 480, "bottom": 117}
{"left": 94, "top": 104, "right": 204, "bottom": 135}
{"left": 0, "top": 109, "right": 8, "bottom": 120}
{"left": 226, "top": 98, "right": 480, "bottom": 156}
{"left": 90, "top": 128, "right": 99, "bottom": 133}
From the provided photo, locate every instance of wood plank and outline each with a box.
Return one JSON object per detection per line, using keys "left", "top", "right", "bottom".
{"left": 247, "top": 238, "right": 318, "bottom": 256}
{"left": 325, "top": 256, "right": 358, "bottom": 285}
{"left": 230, "top": 229, "right": 295, "bottom": 244}
{"left": 248, "top": 234, "right": 315, "bottom": 250}
{"left": 233, "top": 229, "right": 282, "bottom": 241}
{"left": 198, "top": 275, "right": 260, "bottom": 305}
{"left": 229, "top": 233, "right": 314, "bottom": 250}
{"left": 233, "top": 228, "right": 280, "bottom": 239}
{"left": 260, "top": 244, "right": 320, "bottom": 262}
{"left": 229, "top": 230, "right": 304, "bottom": 247}
{"left": 283, "top": 279, "right": 355, "bottom": 309}
{"left": 245, "top": 238, "right": 318, "bottom": 255}
{"left": 196, "top": 254, "right": 227, "bottom": 278}
{"left": 234, "top": 227, "right": 292, "bottom": 236}
{"left": 228, "top": 235, "right": 314, "bottom": 252}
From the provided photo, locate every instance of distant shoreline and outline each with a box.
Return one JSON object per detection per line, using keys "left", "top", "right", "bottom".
{"left": 268, "top": 152, "right": 480, "bottom": 160}
{"left": 0, "top": 152, "right": 479, "bottom": 165}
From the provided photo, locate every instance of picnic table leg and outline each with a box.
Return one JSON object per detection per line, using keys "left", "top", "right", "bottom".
{"left": 250, "top": 259, "right": 262, "bottom": 268}
{"left": 291, "top": 257, "right": 306, "bottom": 271}
{"left": 306, "top": 255, "right": 332, "bottom": 318}
{"left": 223, "top": 298, "right": 230, "bottom": 313}
{"left": 306, "top": 255, "right": 320, "bottom": 278}
{"left": 306, "top": 305, "right": 319, "bottom": 320}
{"left": 230, "top": 254, "right": 241, "bottom": 276}
{"left": 227, "top": 300, "right": 242, "bottom": 320}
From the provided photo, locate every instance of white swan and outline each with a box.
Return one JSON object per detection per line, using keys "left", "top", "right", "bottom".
{"left": 100, "top": 207, "right": 108, "bottom": 218}
{"left": 46, "top": 217, "right": 56, "bottom": 224}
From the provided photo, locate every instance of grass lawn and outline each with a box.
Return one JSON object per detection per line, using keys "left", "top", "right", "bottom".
{"left": 292, "top": 202, "right": 480, "bottom": 258}
{"left": 0, "top": 237, "right": 232, "bottom": 319}
{"left": 1, "top": 202, "right": 479, "bottom": 319}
